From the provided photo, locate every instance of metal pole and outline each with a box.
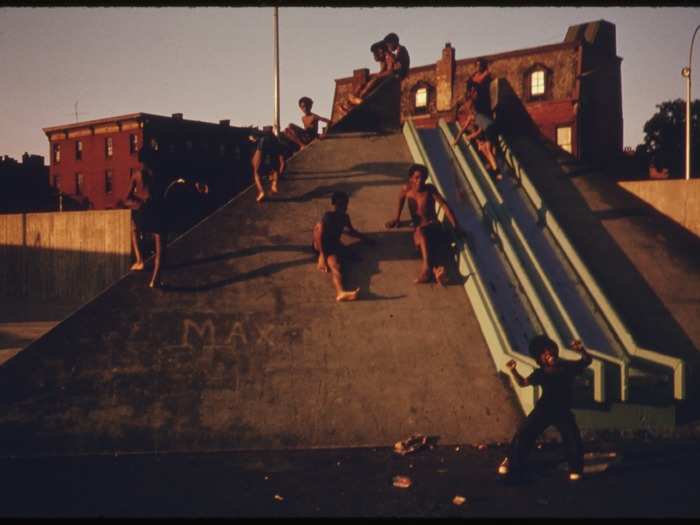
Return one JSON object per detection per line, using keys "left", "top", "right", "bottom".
{"left": 273, "top": 7, "right": 280, "bottom": 136}
{"left": 685, "top": 25, "right": 700, "bottom": 180}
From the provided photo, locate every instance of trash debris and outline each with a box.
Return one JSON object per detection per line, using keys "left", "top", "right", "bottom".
{"left": 392, "top": 475, "right": 412, "bottom": 489}
{"left": 477, "top": 444, "right": 488, "bottom": 451}
{"left": 336, "top": 461, "right": 341, "bottom": 467}
{"left": 537, "top": 442, "right": 544, "bottom": 450}
{"left": 437, "top": 468, "right": 448, "bottom": 474}
{"left": 454, "top": 446, "right": 461, "bottom": 452}
{"left": 452, "top": 495, "right": 467, "bottom": 506}
{"left": 394, "top": 434, "right": 428, "bottom": 456}
{"left": 273, "top": 494, "right": 284, "bottom": 502}
{"left": 264, "top": 475, "right": 269, "bottom": 481}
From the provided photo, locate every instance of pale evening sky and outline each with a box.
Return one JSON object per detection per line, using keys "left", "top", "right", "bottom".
{"left": 0, "top": 6, "right": 698, "bottom": 162}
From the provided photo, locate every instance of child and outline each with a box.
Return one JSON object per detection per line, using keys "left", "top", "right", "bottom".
{"left": 383, "top": 32, "right": 410, "bottom": 80}
{"left": 284, "top": 97, "right": 330, "bottom": 150}
{"left": 469, "top": 58, "right": 492, "bottom": 116}
{"left": 498, "top": 336, "right": 592, "bottom": 482}
{"left": 452, "top": 93, "right": 502, "bottom": 181}
{"left": 312, "top": 191, "right": 373, "bottom": 302}
{"left": 341, "top": 41, "right": 396, "bottom": 111}
{"left": 250, "top": 126, "right": 286, "bottom": 203}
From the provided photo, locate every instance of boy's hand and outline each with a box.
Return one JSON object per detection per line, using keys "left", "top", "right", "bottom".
{"left": 506, "top": 359, "right": 517, "bottom": 371}
{"left": 568, "top": 339, "right": 584, "bottom": 353}
{"left": 385, "top": 219, "right": 400, "bottom": 229}
{"left": 317, "top": 255, "right": 329, "bottom": 273}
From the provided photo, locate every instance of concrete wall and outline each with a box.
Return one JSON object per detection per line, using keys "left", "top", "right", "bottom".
{"left": 0, "top": 209, "right": 131, "bottom": 301}
{"left": 618, "top": 179, "right": 700, "bottom": 238}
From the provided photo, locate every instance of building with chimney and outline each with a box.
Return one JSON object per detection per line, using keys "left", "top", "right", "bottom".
{"left": 331, "top": 20, "right": 622, "bottom": 166}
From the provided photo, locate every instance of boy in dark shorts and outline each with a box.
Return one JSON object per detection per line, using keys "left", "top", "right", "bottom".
{"left": 125, "top": 166, "right": 168, "bottom": 289}
{"left": 385, "top": 164, "right": 465, "bottom": 286}
{"left": 341, "top": 41, "right": 397, "bottom": 111}
{"left": 251, "top": 126, "right": 286, "bottom": 203}
{"left": 499, "top": 335, "right": 592, "bottom": 482}
{"left": 469, "top": 57, "right": 492, "bottom": 116}
{"left": 312, "top": 191, "right": 373, "bottom": 302}
{"left": 284, "top": 96, "right": 330, "bottom": 150}
{"left": 383, "top": 32, "right": 410, "bottom": 80}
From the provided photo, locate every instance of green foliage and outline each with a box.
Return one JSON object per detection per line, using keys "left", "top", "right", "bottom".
{"left": 641, "top": 99, "right": 700, "bottom": 176}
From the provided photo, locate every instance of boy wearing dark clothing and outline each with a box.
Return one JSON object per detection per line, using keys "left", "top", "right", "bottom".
{"left": 284, "top": 96, "right": 330, "bottom": 150}
{"left": 470, "top": 58, "right": 492, "bottom": 116}
{"left": 251, "top": 126, "right": 286, "bottom": 203}
{"left": 383, "top": 33, "right": 410, "bottom": 80}
{"left": 499, "top": 335, "right": 592, "bottom": 481}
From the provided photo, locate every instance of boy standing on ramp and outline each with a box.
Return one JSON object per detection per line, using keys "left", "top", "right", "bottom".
{"left": 313, "top": 191, "right": 374, "bottom": 302}
{"left": 499, "top": 336, "right": 592, "bottom": 482}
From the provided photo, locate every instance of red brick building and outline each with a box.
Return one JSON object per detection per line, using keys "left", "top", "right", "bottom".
{"left": 331, "top": 20, "right": 622, "bottom": 165}
{"left": 43, "top": 113, "right": 255, "bottom": 211}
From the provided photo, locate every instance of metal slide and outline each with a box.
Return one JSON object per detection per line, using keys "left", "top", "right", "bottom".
{"left": 403, "top": 118, "right": 685, "bottom": 415}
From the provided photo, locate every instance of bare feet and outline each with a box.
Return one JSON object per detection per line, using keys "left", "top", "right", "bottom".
{"left": 433, "top": 266, "right": 448, "bottom": 287}
{"left": 256, "top": 191, "right": 266, "bottom": 203}
{"left": 336, "top": 288, "right": 360, "bottom": 302}
{"left": 348, "top": 94, "right": 363, "bottom": 105}
{"left": 271, "top": 182, "right": 279, "bottom": 194}
{"left": 130, "top": 261, "right": 145, "bottom": 271}
{"left": 414, "top": 269, "right": 432, "bottom": 284}
{"left": 148, "top": 280, "right": 163, "bottom": 289}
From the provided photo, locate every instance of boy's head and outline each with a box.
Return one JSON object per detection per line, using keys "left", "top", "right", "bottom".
{"left": 528, "top": 335, "right": 559, "bottom": 367}
{"left": 298, "top": 96, "right": 313, "bottom": 113}
{"left": 331, "top": 191, "right": 349, "bottom": 211}
{"left": 384, "top": 32, "right": 400, "bottom": 51}
{"left": 408, "top": 163, "right": 428, "bottom": 189}
{"left": 476, "top": 58, "right": 488, "bottom": 73}
{"left": 370, "top": 41, "right": 387, "bottom": 61}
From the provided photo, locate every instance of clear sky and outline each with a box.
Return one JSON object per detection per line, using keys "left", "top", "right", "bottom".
{"left": 1, "top": 6, "right": 698, "bottom": 162}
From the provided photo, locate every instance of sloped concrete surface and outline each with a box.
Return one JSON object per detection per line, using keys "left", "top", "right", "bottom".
{"left": 0, "top": 132, "right": 521, "bottom": 456}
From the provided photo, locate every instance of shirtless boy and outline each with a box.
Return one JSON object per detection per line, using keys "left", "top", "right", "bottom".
{"left": 313, "top": 191, "right": 373, "bottom": 302}
{"left": 383, "top": 32, "right": 410, "bottom": 81}
{"left": 284, "top": 96, "right": 330, "bottom": 150}
{"left": 251, "top": 126, "right": 286, "bottom": 203}
{"left": 452, "top": 94, "right": 502, "bottom": 180}
{"left": 342, "top": 41, "right": 397, "bottom": 110}
{"left": 385, "top": 164, "right": 465, "bottom": 285}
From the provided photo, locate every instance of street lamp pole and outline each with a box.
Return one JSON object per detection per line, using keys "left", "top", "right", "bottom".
{"left": 273, "top": 7, "right": 280, "bottom": 136}
{"left": 683, "top": 24, "right": 700, "bottom": 181}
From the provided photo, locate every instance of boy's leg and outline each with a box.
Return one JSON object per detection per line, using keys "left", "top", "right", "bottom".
{"left": 413, "top": 227, "right": 432, "bottom": 283}
{"left": 327, "top": 254, "right": 359, "bottom": 302}
{"left": 506, "top": 406, "right": 551, "bottom": 474}
{"left": 130, "top": 219, "right": 144, "bottom": 271}
{"left": 554, "top": 411, "right": 584, "bottom": 476}
{"left": 270, "top": 169, "right": 279, "bottom": 193}
{"left": 149, "top": 233, "right": 163, "bottom": 288}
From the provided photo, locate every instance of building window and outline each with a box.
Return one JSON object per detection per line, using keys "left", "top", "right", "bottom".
{"left": 105, "top": 169, "right": 113, "bottom": 194}
{"left": 219, "top": 143, "right": 226, "bottom": 157}
{"left": 105, "top": 137, "right": 113, "bottom": 158}
{"left": 556, "top": 126, "right": 573, "bottom": 153}
{"left": 233, "top": 144, "right": 240, "bottom": 160}
{"left": 169, "top": 143, "right": 176, "bottom": 153}
{"left": 186, "top": 139, "right": 193, "bottom": 151}
{"left": 530, "top": 69, "right": 546, "bottom": 97}
{"left": 53, "top": 143, "right": 61, "bottom": 164}
{"left": 75, "top": 140, "right": 83, "bottom": 161}
{"left": 129, "top": 134, "right": 138, "bottom": 154}
{"left": 415, "top": 87, "right": 428, "bottom": 109}
{"left": 75, "top": 173, "right": 84, "bottom": 195}
{"left": 53, "top": 175, "right": 60, "bottom": 189}
{"left": 150, "top": 138, "right": 159, "bottom": 151}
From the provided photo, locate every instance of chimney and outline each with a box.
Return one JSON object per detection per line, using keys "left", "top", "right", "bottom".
{"left": 436, "top": 42, "right": 455, "bottom": 112}
{"left": 219, "top": 119, "right": 230, "bottom": 126}
{"left": 171, "top": 113, "right": 183, "bottom": 120}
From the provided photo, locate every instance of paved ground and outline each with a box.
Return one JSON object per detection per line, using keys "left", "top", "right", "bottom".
{"left": 0, "top": 132, "right": 521, "bottom": 457}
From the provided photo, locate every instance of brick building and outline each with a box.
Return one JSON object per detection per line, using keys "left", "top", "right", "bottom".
{"left": 0, "top": 153, "right": 53, "bottom": 213}
{"left": 43, "top": 113, "right": 255, "bottom": 212}
{"left": 331, "top": 20, "right": 622, "bottom": 165}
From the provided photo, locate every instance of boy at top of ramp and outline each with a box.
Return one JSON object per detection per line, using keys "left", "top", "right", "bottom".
{"left": 340, "top": 41, "right": 397, "bottom": 113}
{"left": 250, "top": 126, "right": 286, "bottom": 203}
{"left": 385, "top": 164, "right": 465, "bottom": 286}
{"left": 383, "top": 32, "right": 410, "bottom": 81}
{"left": 313, "top": 191, "right": 374, "bottom": 302}
{"left": 499, "top": 336, "right": 592, "bottom": 482}
{"left": 283, "top": 96, "right": 330, "bottom": 150}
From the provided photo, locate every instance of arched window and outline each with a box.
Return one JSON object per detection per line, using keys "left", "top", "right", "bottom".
{"left": 415, "top": 87, "right": 428, "bottom": 109}
{"left": 531, "top": 70, "right": 546, "bottom": 96}
{"left": 524, "top": 64, "right": 552, "bottom": 100}
{"left": 411, "top": 82, "right": 433, "bottom": 115}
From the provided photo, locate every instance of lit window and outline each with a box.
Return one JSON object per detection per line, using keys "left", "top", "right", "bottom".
{"left": 415, "top": 87, "right": 428, "bottom": 108}
{"left": 531, "top": 70, "right": 545, "bottom": 96}
{"left": 105, "top": 137, "right": 113, "bottom": 158}
{"left": 53, "top": 143, "right": 61, "bottom": 164}
{"left": 75, "top": 141, "right": 83, "bottom": 161}
{"left": 129, "top": 134, "right": 138, "bottom": 154}
{"left": 556, "top": 126, "right": 572, "bottom": 153}
{"left": 105, "top": 169, "right": 113, "bottom": 194}
{"left": 75, "top": 173, "right": 84, "bottom": 195}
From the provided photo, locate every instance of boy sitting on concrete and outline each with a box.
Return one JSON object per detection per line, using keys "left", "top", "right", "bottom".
{"left": 383, "top": 32, "right": 410, "bottom": 81}
{"left": 341, "top": 41, "right": 397, "bottom": 112}
{"left": 499, "top": 336, "right": 592, "bottom": 482}
{"left": 312, "top": 191, "right": 374, "bottom": 302}
{"left": 284, "top": 96, "right": 330, "bottom": 150}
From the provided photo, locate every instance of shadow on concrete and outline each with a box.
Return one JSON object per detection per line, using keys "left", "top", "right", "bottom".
{"left": 289, "top": 161, "right": 413, "bottom": 180}
{"left": 167, "top": 244, "right": 313, "bottom": 271}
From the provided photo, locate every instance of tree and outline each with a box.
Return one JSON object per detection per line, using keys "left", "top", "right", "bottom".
{"left": 640, "top": 99, "right": 700, "bottom": 177}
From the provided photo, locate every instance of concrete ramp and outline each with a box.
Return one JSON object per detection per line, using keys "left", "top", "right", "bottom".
{"left": 0, "top": 132, "right": 521, "bottom": 457}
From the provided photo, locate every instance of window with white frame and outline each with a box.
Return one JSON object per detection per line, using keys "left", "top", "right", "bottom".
{"left": 530, "top": 70, "right": 546, "bottom": 97}
{"left": 415, "top": 87, "right": 428, "bottom": 109}
{"left": 105, "top": 137, "right": 113, "bottom": 158}
{"left": 556, "top": 126, "right": 573, "bottom": 153}
{"left": 53, "top": 143, "right": 61, "bottom": 164}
